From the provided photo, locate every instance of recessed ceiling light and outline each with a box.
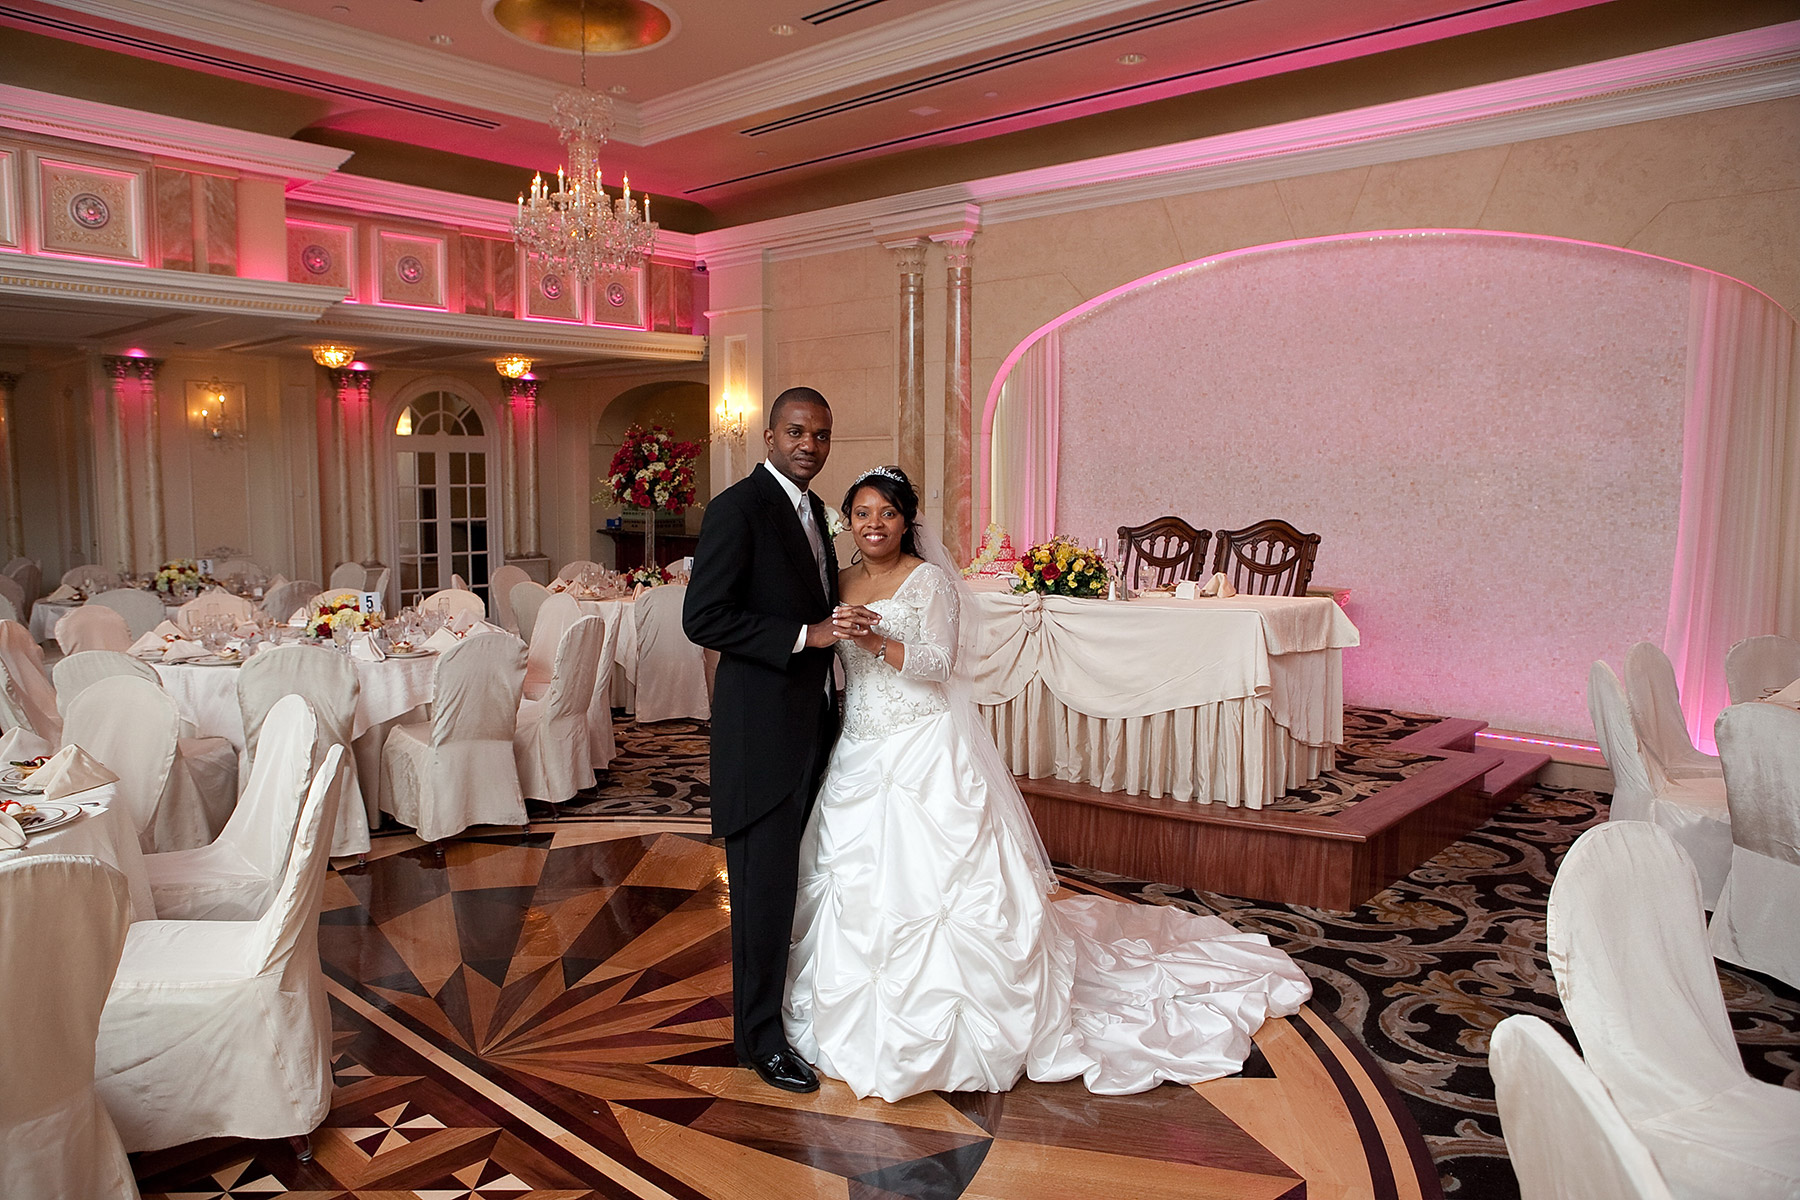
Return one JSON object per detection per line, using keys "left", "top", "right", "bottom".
{"left": 769, "top": 22, "right": 795, "bottom": 36}
{"left": 909, "top": 105, "right": 940, "bottom": 117}
{"left": 983, "top": 90, "right": 1000, "bottom": 99}
{"left": 330, "top": 3, "right": 349, "bottom": 11}
{"left": 1117, "top": 52, "right": 1146, "bottom": 65}
{"left": 429, "top": 33, "right": 452, "bottom": 45}
{"left": 609, "top": 84, "right": 629, "bottom": 94}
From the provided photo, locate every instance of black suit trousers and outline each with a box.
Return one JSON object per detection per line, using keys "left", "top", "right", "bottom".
{"left": 723, "top": 701, "right": 835, "bottom": 1061}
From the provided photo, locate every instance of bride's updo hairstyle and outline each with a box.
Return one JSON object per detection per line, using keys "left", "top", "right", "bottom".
{"left": 842, "top": 465, "right": 920, "bottom": 558}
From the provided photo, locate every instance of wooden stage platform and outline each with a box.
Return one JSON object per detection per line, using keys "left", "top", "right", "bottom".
{"left": 1019, "top": 718, "right": 1548, "bottom": 910}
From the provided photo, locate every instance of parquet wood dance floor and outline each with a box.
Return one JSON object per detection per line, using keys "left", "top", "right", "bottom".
{"left": 132, "top": 817, "right": 1438, "bottom": 1200}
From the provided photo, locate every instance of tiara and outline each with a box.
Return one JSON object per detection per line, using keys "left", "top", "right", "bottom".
{"left": 850, "top": 465, "right": 909, "bottom": 489}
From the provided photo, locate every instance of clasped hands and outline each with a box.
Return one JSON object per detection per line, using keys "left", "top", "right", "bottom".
{"left": 804, "top": 603, "right": 884, "bottom": 650}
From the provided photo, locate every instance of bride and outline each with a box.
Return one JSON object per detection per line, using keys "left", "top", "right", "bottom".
{"left": 784, "top": 465, "right": 1312, "bottom": 1102}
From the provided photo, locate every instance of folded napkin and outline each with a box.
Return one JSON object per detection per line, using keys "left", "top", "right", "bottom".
{"left": 448, "top": 609, "right": 480, "bottom": 635}
{"left": 424, "top": 627, "right": 462, "bottom": 654}
{"left": 350, "top": 631, "right": 386, "bottom": 662}
{"left": 288, "top": 608, "right": 309, "bottom": 627}
{"left": 154, "top": 620, "right": 183, "bottom": 640}
{"left": 128, "top": 631, "right": 165, "bottom": 657}
{"left": 160, "top": 639, "right": 210, "bottom": 662}
{"left": 267, "top": 573, "right": 288, "bottom": 591}
{"left": 1177, "top": 573, "right": 1238, "bottom": 600}
{"left": 44, "top": 583, "right": 80, "bottom": 603}
{"left": 468, "top": 620, "right": 507, "bottom": 637}
{"left": 0, "top": 810, "right": 23, "bottom": 850}
{"left": 21, "top": 743, "right": 119, "bottom": 800}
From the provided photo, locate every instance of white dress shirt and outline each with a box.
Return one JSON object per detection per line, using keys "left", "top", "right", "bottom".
{"left": 763, "top": 461, "right": 829, "bottom": 654}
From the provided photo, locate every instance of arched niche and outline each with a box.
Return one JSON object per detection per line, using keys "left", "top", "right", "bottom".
{"left": 981, "top": 230, "right": 1799, "bottom": 740}
{"left": 591, "top": 379, "right": 711, "bottom": 566}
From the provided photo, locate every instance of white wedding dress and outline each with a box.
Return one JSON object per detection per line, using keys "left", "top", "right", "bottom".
{"left": 785, "top": 561, "right": 1312, "bottom": 1102}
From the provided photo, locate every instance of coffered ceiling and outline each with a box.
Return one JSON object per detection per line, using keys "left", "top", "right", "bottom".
{"left": 0, "top": 0, "right": 1792, "bottom": 230}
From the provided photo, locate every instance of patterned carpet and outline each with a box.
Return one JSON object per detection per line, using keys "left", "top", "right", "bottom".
{"left": 152, "top": 708, "right": 1798, "bottom": 1200}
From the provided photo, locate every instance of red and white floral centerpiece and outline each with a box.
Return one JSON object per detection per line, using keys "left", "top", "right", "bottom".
{"left": 599, "top": 423, "right": 702, "bottom": 569}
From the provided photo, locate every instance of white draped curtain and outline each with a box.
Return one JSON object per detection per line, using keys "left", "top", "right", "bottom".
{"left": 985, "top": 330, "right": 1060, "bottom": 548}
{"left": 1666, "top": 275, "right": 1800, "bottom": 752}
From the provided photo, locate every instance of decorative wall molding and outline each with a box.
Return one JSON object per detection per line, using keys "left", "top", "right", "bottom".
{"left": 0, "top": 253, "right": 348, "bottom": 315}
{"left": 0, "top": 83, "right": 353, "bottom": 180}
{"left": 693, "top": 22, "right": 1800, "bottom": 265}
{"left": 309, "top": 303, "right": 706, "bottom": 362}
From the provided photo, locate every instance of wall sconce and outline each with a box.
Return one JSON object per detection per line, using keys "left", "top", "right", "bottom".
{"left": 190, "top": 378, "right": 246, "bottom": 446}
{"left": 714, "top": 391, "right": 749, "bottom": 446}
{"left": 312, "top": 345, "right": 356, "bottom": 369}
{"left": 496, "top": 354, "right": 533, "bottom": 380}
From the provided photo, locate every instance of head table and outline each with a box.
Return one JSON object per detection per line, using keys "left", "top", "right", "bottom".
{"left": 965, "top": 581, "right": 1361, "bottom": 808}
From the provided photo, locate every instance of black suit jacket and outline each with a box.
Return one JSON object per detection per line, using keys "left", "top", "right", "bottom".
{"left": 683, "top": 465, "right": 840, "bottom": 837}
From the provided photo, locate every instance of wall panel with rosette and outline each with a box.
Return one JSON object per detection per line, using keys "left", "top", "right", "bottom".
{"left": 31, "top": 153, "right": 145, "bottom": 264}
{"left": 984, "top": 230, "right": 1799, "bottom": 742}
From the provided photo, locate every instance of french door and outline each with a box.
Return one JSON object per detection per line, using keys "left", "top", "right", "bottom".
{"left": 393, "top": 390, "right": 495, "bottom": 611}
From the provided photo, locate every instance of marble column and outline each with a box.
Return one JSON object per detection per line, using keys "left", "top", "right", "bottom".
{"left": 0, "top": 372, "right": 22, "bottom": 560}
{"left": 326, "top": 368, "right": 360, "bottom": 571}
{"left": 505, "top": 378, "right": 541, "bottom": 558}
{"left": 101, "top": 356, "right": 136, "bottom": 573}
{"left": 132, "top": 358, "right": 166, "bottom": 566}
{"left": 502, "top": 389, "right": 520, "bottom": 559}
{"left": 889, "top": 239, "right": 928, "bottom": 482}
{"left": 938, "top": 232, "right": 975, "bottom": 564}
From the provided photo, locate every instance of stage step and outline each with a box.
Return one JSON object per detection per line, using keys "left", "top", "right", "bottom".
{"left": 1389, "top": 718, "right": 1547, "bottom": 801}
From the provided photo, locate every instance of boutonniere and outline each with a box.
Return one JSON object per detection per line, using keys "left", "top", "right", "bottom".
{"left": 823, "top": 508, "right": 847, "bottom": 540}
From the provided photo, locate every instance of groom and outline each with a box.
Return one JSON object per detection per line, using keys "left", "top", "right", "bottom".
{"left": 682, "top": 386, "right": 841, "bottom": 1093}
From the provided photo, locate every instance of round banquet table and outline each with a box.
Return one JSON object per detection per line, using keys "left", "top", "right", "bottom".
{"left": 966, "top": 582, "right": 1361, "bottom": 808}
{"left": 154, "top": 651, "right": 439, "bottom": 833}
{"left": 4, "top": 783, "right": 155, "bottom": 921}
{"left": 30, "top": 597, "right": 185, "bottom": 644}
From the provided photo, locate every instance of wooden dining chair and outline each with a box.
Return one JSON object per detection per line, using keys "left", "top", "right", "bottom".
{"left": 1210, "top": 518, "right": 1321, "bottom": 596}
{"left": 1116, "top": 517, "right": 1210, "bottom": 590}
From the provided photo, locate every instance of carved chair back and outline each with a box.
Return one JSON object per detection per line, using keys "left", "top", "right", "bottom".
{"left": 1117, "top": 517, "right": 1210, "bottom": 590}
{"left": 1210, "top": 519, "right": 1321, "bottom": 596}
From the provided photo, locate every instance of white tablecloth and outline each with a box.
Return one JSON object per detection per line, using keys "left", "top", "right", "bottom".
{"left": 29, "top": 599, "right": 183, "bottom": 643}
{"left": 6, "top": 785, "right": 155, "bottom": 920}
{"left": 153, "top": 652, "right": 438, "bottom": 749}
{"left": 967, "top": 586, "right": 1361, "bottom": 808}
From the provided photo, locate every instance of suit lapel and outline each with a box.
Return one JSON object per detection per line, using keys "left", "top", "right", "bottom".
{"left": 753, "top": 467, "right": 829, "bottom": 608}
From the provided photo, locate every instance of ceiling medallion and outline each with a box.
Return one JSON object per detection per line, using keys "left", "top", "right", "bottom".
{"left": 490, "top": 0, "right": 672, "bottom": 54}
{"left": 513, "top": 0, "right": 658, "bottom": 282}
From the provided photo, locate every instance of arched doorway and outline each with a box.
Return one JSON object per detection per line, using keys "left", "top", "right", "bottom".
{"left": 391, "top": 386, "right": 501, "bottom": 610}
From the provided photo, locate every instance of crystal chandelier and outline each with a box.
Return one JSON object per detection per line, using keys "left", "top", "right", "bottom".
{"left": 513, "top": 0, "right": 657, "bottom": 281}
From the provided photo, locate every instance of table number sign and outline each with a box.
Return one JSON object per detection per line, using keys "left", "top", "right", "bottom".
{"left": 358, "top": 592, "right": 380, "bottom": 614}
{"left": 196, "top": 557, "right": 214, "bottom": 576}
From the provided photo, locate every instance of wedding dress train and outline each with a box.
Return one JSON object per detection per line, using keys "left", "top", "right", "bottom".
{"left": 784, "top": 562, "right": 1311, "bottom": 1101}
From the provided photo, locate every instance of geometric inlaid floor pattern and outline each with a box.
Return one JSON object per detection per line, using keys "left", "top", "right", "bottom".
{"left": 134, "top": 822, "right": 1439, "bottom": 1200}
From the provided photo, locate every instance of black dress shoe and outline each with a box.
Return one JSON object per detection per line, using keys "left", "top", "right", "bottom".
{"left": 744, "top": 1048, "right": 820, "bottom": 1093}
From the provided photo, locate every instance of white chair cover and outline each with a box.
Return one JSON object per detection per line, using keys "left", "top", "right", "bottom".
{"left": 1547, "top": 821, "right": 1800, "bottom": 1199}
{"left": 1491, "top": 1014, "right": 1674, "bottom": 1200}
{"left": 55, "top": 604, "right": 133, "bottom": 655}
{"left": 0, "top": 593, "right": 15, "bottom": 625}
{"left": 515, "top": 615, "right": 605, "bottom": 802}
{"left": 311, "top": 586, "right": 361, "bottom": 611}
{"left": 65, "top": 676, "right": 230, "bottom": 853}
{"left": 212, "top": 556, "right": 267, "bottom": 588}
{"left": 0, "top": 619, "right": 63, "bottom": 748}
{"left": 586, "top": 602, "right": 624, "bottom": 768}
{"left": 523, "top": 592, "right": 579, "bottom": 701}
{"left": 94, "top": 744, "right": 345, "bottom": 1151}
{"left": 368, "top": 567, "right": 391, "bottom": 600}
{"left": 237, "top": 645, "right": 370, "bottom": 858}
{"left": 633, "top": 584, "right": 711, "bottom": 722}
{"left": 1724, "top": 635, "right": 1800, "bottom": 705}
{"left": 62, "top": 564, "right": 121, "bottom": 593}
{"left": 146, "top": 694, "right": 318, "bottom": 921}
{"left": 420, "top": 587, "right": 486, "bottom": 620}
{"left": 6, "top": 558, "right": 40, "bottom": 621}
{"left": 555, "top": 559, "right": 599, "bottom": 582}
{"left": 1587, "top": 661, "right": 1732, "bottom": 907}
{"left": 0, "top": 572, "right": 24, "bottom": 621}
{"left": 176, "top": 589, "right": 255, "bottom": 635}
{"left": 489, "top": 564, "right": 531, "bottom": 634}
{"left": 511, "top": 579, "right": 550, "bottom": 644}
{"left": 1625, "top": 642, "right": 1722, "bottom": 780}
{"left": 53, "top": 650, "right": 160, "bottom": 715}
{"left": 91, "top": 587, "right": 169, "bottom": 639}
{"left": 262, "top": 579, "right": 320, "bottom": 624}
{"left": 1708, "top": 702, "right": 1800, "bottom": 989}
{"left": 329, "top": 561, "right": 366, "bottom": 589}
{"left": 0, "top": 854, "right": 138, "bottom": 1200}
{"left": 381, "top": 633, "right": 527, "bottom": 842}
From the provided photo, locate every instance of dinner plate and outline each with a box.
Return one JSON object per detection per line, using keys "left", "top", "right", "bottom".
{"left": 189, "top": 654, "right": 245, "bottom": 666}
{"left": 0, "top": 767, "right": 35, "bottom": 794}
{"left": 385, "top": 648, "right": 437, "bottom": 659}
{"left": 14, "top": 801, "right": 83, "bottom": 836}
